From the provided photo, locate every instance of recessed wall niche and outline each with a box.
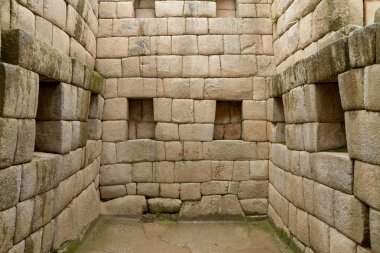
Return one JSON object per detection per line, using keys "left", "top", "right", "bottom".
{"left": 128, "top": 99, "right": 156, "bottom": 140}
{"left": 214, "top": 101, "right": 242, "bottom": 140}
{"left": 134, "top": 0, "right": 155, "bottom": 18}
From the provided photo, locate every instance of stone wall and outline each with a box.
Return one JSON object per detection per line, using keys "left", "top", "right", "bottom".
{"left": 267, "top": 20, "right": 380, "bottom": 253}
{"left": 0, "top": 0, "right": 104, "bottom": 252}
{"left": 96, "top": 0, "right": 274, "bottom": 217}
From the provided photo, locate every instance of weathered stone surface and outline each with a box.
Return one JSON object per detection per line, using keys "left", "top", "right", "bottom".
{"left": 32, "top": 190, "right": 54, "bottom": 231}
{"left": 148, "top": 198, "right": 182, "bottom": 213}
{"left": 0, "top": 118, "right": 17, "bottom": 168}
{"left": 364, "top": 64, "right": 380, "bottom": 111}
{"left": 14, "top": 198, "right": 33, "bottom": 243}
{"left": 100, "top": 164, "right": 132, "bottom": 185}
{"left": 334, "top": 191, "right": 369, "bottom": 244}
{"left": 0, "top": 165, "right": 21, "bottom": 211}
{"left": 330, "top": 228, "right": 356, "bottom": 253}
{"left": 338, "top": 69, "right": 364, "bottom": 111}
{"left": 203, "top": 141, "right": 257, "bottom": 161}
{"left": 180, "top": 183, "right": 201, "bottom": 201}
{"left": 345, "top": 111, "right": 380, "bottom": 166}
{"left": 175, "top": 161, "right": 211, "bottom": 182}
{"left": 100, "top": 185, "right": 127, "bottom": 199}
{"left": 53, "top": 176, "right": 75, "bottom": 217}
{"left": 348, "top": 24, "right": 377, "bottom": 68}
{"left": 310, "top": 152, "right": 353, "bottom": 194}
{"left": 370, "top": 208, "right": 380, "bottom": 253}
{"left": 2, "top": 29, "right": 72, "bottom": 82}
{"left": 309, "top": 215, "right": 329, "bottom": 253}
{"left": 35, "top": 121, "right": 72, "bottom": 154}
{"left": 179, "top": 195, "right": 245, "bottom": 221}
{"left": 238, "top": 180, "right": 268, "bottom": 199}
{"left": 354, "top": 161, "right": 380, "bottom": 210}
{"left": 137, "top": 183, "right": 159, "bottom": 197}
{"left": 314, "top": 182, "right": 334, "bottom": 226}
{"left": 204, "top": 78, "right": 253, "bottom": 100}
{"left": 201, "top": 181, "right": 228, "bottom": 195}
{"left": 179, "top": 124, "right": 214, "bottom": 141}
{"left": 0, "top": 207, "right": 16, "bottom": 253}
{"left": 239, "top": 198, "right": 268, "bottom": 215}
{"left": 303, "top": 122, "right": 346, "bottom": 152}
{"left": 117, "top": 140, "right": 164, "bottom": 163}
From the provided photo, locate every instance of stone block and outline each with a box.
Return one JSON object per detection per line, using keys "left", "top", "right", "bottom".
{"left": 0, "top": 63, "right": 39, "bottom": 119}
{"left": 201, "top": 181, "right": 228, "bottom": 195}
{"left": 267, "top": 122, "right": 285, "bottom": 143}
{"left": 132, "top": 162, "right": 153, "bottom": 183}
{"left": 117, "top": 2, "right": 134, "bottom": 18}
{"left": 198, "top": 35, "right": 223, "bottom": 55}
{"left": 194, "top": 100, "right": 216, "bottom": 123}
{"left": 160, "top": 183, "right": 179, "bottom": 199}
{"left": 41, "top": 221, "right": 55, "bottom": 253}
{"left": 338, "top": 69, "right": 364, "bottom": 111}
{"left": 303, "top": 122, "right": 346, "bottom": 152}
{"left": 102, "top": 98, "right": 128, "bottom": 120}
{"left": 211, "top": 161, "right": 233, "bottom": 181}
{"left": 309, "top": 215, "right": 330, "bottom": 253}
{"left": 116, "top": 140, "right": 162, "bottom": 163}
{"left": 182, "top": 56, "right": 209, "bottom": 77}
{"left": 204, "top": 78, "right": 253, "bottom": 100}
{"left": 233, "top": 161, "right": 250, "bottom": 181}
{"left": 370, "top": 208, "right": 380, "bottom": 253}
{"left": 14, "top": 198, "right": 33, "bottom": 243}
{"left": 364, "top": 64, "right": 380, "bottom": 111}
{"left": 35, "top": 121, "right": 72, "bottom": 154}
{"left": 312, "top": 0, "right": 363, "bottom": 41}
{"left": 155, "top": 162, "right": 175, "bottom": 183}
{"left": 0, "top": 207, "right": 16, "bottom": 252}
{"left": 242, "top": 120, "right": 267, "bottom": 141}
{"left": 126, "top": 183, "right": 137, "bottom": 195}
{"left": 2, "top": 29, "right": 72, "bottom": 83}
{"left": 25, "top": 229, "right": 43, "bottom": 253}
{"left": 183, "top": 142, "right": 203, "bottom": 160}
{"left": 97, "top": 37, "right": 129, "bottom": 58}
{"left": 180, "top": 183, "right": 201, "bottom": 201}
{"left": 266, "top": 97, "right": 285, "bottom": 123}
{"left": 310, "top": 152, "right": 353, "bottom": 194}
{"left": 101, "top": 142, "right": 116, "bottom": 165}
{"left": 330, "top": 228, "right": 356, "bottom": 253}
{"left": 155, "top": 123, "right": 179, "bottom": 141}
{"left": 0, "top": 118, "right": 17, "bottom": 169}
{"left": 165, "top": 141, "right": 183, "bottom": 161}
{"left": 157, "top": 56, "right": 182, "bottom": 78}
{"left": 296, "top": 209, "right": 309, "bottom": 246}
{"left": 163, "top": 78, "right": 190, "bottom": 98}
{"left": 172, "top": 99, "right": 194, "bottom": 123}
{"left": 238, "top": 180, "right": 268, "bottom": 199}
{"left": 172, "top": 35, "right": 198, "bottom": 55}
{"left": 137, "top": 183, "right": 159, "bottom": 197}
{"left": 334, "top": 191, "right": 369, "bottom": 244}
{"left": 239, "top": 199, "right": 268, "bottom": 215}
{"left": 354, "top": 161, "right": 380, "bottom": 210}
{"left": 220, "top": 55, "right": 257, "bottom": 77}
{"left": 203, "top": 141, "right": 258, "bottom": 161}
{"left": 102, "top": 121, "right": 128, "bottom": 142}
{"left": 100, "top": 185, "right": 127, "bottom": 199}
{"left": 285, "top": 124, "right": 304, "bottom": 151}
{"left": 349, "top": 24, "right": 377, "bottom": 68}
{"left": 129, "top": 37, "right": 150, "bottom": 56}
{"left": 122, "top": 57, "right": 140, "bottom": 77}
{"left": 96, "top": 59, "right": 122, "bottom": 78}
{"left": 101, "top": 195, "right": 147, "bottom": 217}
{"left": 179, "top": 124, "right": 214, "bottom": 141}
{"left": 13, "top": 119, "right": 34, "bottom": 165}
{"left": 32, "top": 190, "right": 54, "bottom": 231}
{"left": 53, "top": 175, "right": 75, "bottom": 217}
{"left": 100, "top": 164, "right": 132, "bottom": 185}
{"left": 314, "top": 182, "right": 334, "bottom": 226}
{"left": 175, "top": 161, "right": 211, "bottom": 183}
{"left": 345, "top": 111, "right": 380, "bottom": 165}
{"left": 148, "top": 198, "right": 182, "bottom": 214}
{"left": 185, "top": 18, "right": 208, "bottom": 34}
{"left": 242, "top": 101, "right": 266, "bottom": 120}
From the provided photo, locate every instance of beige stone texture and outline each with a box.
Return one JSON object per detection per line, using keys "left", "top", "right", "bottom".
{"left": 239, "top": 199, "right": 268, "bottom": 215}
{"left": 180, "top": 183, "right": 201, "bottom": 200}
{"left": 338, "top": 68, "right": 364, "bottom": 111}
{"left": 303, "top": 122, "right": 346, "bottom": 152}
{"left": 172, "top": 35, "right": 198, "bottom": 55}
{"left": 185, "top": 18, "right": 208, "bottom": 34}
{"left": 132, "top": 162, "right": 153, "bottom": 183}
{"left": 309, "top": 215, "right": 330, "bottom": 253}
{"left": 204, "top": 78, "right": 253, "bottom": 100}
{"left": 211, "top": 161, "right": 233, "bottom": 181}
{"left": 330, "top": 228, "right": 356, "bottom": 253}
{"left": 157, "top": 56, "right": 183, "bottom": 78}
{"left": 155, "top": 1, "right": 184, "bottom": 17}
{"left": 97, "top": 37, "right": 129, "bottom": 58}
{"left": 102, "top": 121, "right": 128, "bottom": 142}
{"left": 314, "top": 182, "right": 334, "bottom": 227}
{"left": 242, "top": 101, "right": 266, "bottom": 120}
{"left": 165, "top": 141, "right": 183, "bottom": 161}
{"left": 155, "top": 123, "right": 179, "bottom": 141}
{"left": 101, "top": 185, "right": 127, "bottom": 199}
{"left": 370, "top": 208, "right": 380, "bottom": 253}
{"left": 172, "top": 99, "right": 194, "bottom": 123}
{"left": 194, "top": 100, "right": 216, "bottom": 123}
{"left": 364, "top": 64, "right": 380, "bottom": 111}
{"left": 160, "top": 183, "right": 180, "bottom": 199}
{"left": 233, "top": 161, "right": 250, "bottom": 181}
{"left": 242, "top": 120, "right": 267, "bottom": 141}
{"left": 354, "top": 161, "right": 380, "bottom": 210}
{"left": 137, "top": 183, "right": 159, "bottom": 197}
{"left": 183, "top": 142, "right": 203, "bottom": 160}
{"left": 179, "top": 124, "right": 214, "bottom": 141}
{"left": 183, "top": 56, "right": 209, "bottom": 77}
{"left": 155, "top": 162, "right": 175, "bottom": 183}
{"left": 203, "top": 141, "right": 258, "bottom": 161}
{"left": 221, "top": 55, "right": 257, "bottom": 77}
{"left": 201, "top": 181, "right": 228, "bottom": 195}
{"left": 101, "top": 195, "right": 147, "bottom": 217}
{"left": 175, "top": 161, "right": 212, "bottom": 183}
{"left": 310, "top": 152, "right": 353, "bottom": 194}
{"left": 100, "top": 164, "right": 132, "bottom": 186}
{"left": 238, "top": 180, "right": 268, "bottom": 199}
{"left": 334, "top": 191, "right": 369, "bottom": 244}
{"left": 345, "top": 111, "right": 380, "bottom": 165}
{"left": 198, "top": 35, "right": 224, "bottom": 55}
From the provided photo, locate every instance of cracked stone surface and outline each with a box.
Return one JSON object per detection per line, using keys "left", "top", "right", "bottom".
{"left": 74, "top": 216, "right": 292, "bottom": 253}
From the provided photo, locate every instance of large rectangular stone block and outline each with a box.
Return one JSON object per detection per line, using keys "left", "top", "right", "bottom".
{"left": 0, "top": 118, "right": 17, "bottom": 169}
{"left": 354, "top": 161, "right": 380, "bottom": 210}
{"left": 100, "top": 164, "right": 132, "bottom": 186}
{"left": 35, "top": 121, "right": 72, "bottom": 154}
{"left": 220, "top": 55, "right": 257, "bottom": 77}
{"left": 179, "top": 124, "right": 214, "bottom": 141}
{"left": 242, "top": 120, "right": 267, "bottom": 141}
{"left": 97, "top": 37, "right": 129, "bottom": 58}
{"left": 303, "top": 122, "right": 346, "bottom": 152}
{"left": 0, "top": 63, "right": 38, "bottom": 119}
{"left": 334, "top": 190, "right": 369, "bottom": 244}
{"left": 338, "top": 69, "right": 364, "bottom": 111}
{"left": 1, "top": 29, "right": 72, "bottom": 83}
{"left": 116, "top": 140, "right": 164, "bottom": 163}
{"left": 364, "top": 64, "right": 380, "bottom": 111}
{"left": 155, "top": 123, "right": 179, "bottom": 141}
{"left": 182, "top": 56, "right": 209, "bottom": 77}
{"left": 345, "top": 111, "right": 380, "bottom": 165}
{"left": 155, "top": 1, "right": 184, "bottom": 17}
{"left": 309, "top": 215, "right": 330, "bottom": 253}
{"left": 0, "top": 207, "right": 16, "bottom": 253}
{"left": 175, "top": 161, "right": 212, "bottom": 183}
{"left": 310, "top": 152, "right": 353, "bottom": 194}
{"left": 370, "top": 208, "right": 380, "bottom": 253}
{"left": 348, "top": 24, "right": 377, "bottom": 68}
{"left": 238, "top": 180, "right": 268, "bottom": 199}
{"left": 172, "top": 99, "right": 194, "bottom": 123}
{"left": 203, "top": 141, "right": 257, "bottom": 160}
{"left": 314, "top": 182, "right": 334, "bottom": 226}
{"left": 204, "top": 78, "right": 253, "bottom": 100}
